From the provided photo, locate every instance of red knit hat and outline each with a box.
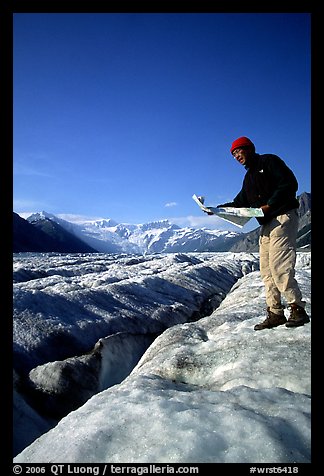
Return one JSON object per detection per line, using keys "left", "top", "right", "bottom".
{"left": 230, "top": 136, "right": 255, "bottom": 154}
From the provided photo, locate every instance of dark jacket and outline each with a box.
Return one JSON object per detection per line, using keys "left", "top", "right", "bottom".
{"left": 220, "top": 153, "right": 299, "bottom": 225}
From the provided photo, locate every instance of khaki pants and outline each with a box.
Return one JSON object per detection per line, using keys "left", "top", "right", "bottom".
{"left": 259, "top": 209, "right": 305, "bottom": 314}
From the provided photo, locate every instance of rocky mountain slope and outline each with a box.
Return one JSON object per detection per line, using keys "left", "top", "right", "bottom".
{"left": 226, "top": 192, "right": 311, "bottom": 252}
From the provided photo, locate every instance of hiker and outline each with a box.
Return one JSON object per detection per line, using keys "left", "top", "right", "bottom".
{"left": 217, "top": 136, "right": 310, "bottom": 330}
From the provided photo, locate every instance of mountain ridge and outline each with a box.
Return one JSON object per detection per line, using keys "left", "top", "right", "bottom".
{"left": 13, "top": 192, "right": 311, "bottom": 254}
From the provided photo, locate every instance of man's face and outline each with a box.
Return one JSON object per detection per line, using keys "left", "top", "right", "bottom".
{"left": 232, "top": 147, "right": 253, "bottom": 167}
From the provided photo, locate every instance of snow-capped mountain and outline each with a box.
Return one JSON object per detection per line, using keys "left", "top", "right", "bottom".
{"left": 24, "top": 213, "right": 241, "bottom": 254}
{"left": 13, "top": 212, "right": 97, "bottom": 253}
{"left": 15, "top": 192, "right": 310, "bottom": 254}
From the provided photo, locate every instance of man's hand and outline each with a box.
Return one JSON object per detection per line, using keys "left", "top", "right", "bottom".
{"left": 260, "top": 204, "right": 271, "bottom": 214}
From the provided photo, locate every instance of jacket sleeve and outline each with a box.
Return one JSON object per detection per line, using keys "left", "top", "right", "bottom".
{"left": 265, "top": 155, "right": 298, "bottom": 208}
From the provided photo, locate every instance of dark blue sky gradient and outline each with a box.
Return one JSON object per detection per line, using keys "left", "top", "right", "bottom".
{"left": 13, "top": 13, "right": 311, "bottom": 230}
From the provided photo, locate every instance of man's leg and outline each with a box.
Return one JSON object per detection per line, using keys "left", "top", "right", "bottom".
{"left": 259, "top": 223, "right": 283, "bottom": 313}
{"left": 269, "top": 210, "right": 309, "bottom": 327}
{"left": 269, "top": 210, "right": 304, "bottom": 306}
{"left": 254, "top": 223, "right": 286, "bottom": 330}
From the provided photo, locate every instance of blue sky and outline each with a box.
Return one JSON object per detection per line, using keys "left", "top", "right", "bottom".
{"left": 13, "top": 13, "right": 311, "bottom": 231}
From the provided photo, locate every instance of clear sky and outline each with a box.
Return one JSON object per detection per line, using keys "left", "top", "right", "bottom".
{"left": 13, "top": 12, "right": 311, "bottom": 231}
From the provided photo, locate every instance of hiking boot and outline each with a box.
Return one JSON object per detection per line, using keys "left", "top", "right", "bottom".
{"left": 254, "top": 308, "right": 287, "bottom": 331}
{"left": 286, "top": 304, "right": 310, "bottom": 328}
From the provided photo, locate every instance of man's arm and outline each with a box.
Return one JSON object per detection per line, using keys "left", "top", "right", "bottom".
{"left": 265, "top": 155, "right": 299, "bottom": 208}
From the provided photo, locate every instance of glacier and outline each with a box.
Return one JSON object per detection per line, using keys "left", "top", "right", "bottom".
{"left": 13, "top": 251, "right": 311, "bottom": 464}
